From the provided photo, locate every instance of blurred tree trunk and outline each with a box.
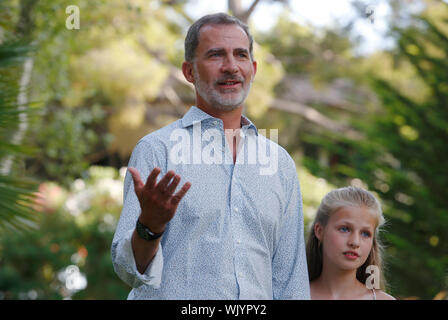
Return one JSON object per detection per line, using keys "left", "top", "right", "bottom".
{"left": 1, "top": 0, "right": 37, "bottom": 175}
{"left": 0, "top": 57, "right": 34, "bottom": 175}
{"left": 228, "top": 0, "right": 261, "bottom": 23}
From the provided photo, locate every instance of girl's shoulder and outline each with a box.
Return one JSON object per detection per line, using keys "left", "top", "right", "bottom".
{"left": 374, "top": 290, "right": 396, "bottom": 300}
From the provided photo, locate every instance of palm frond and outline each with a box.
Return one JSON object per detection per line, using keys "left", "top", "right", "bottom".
{"left": 0, "top": 174, "right": 39, "bottom": 233}
{"left": 0, "top": 39, "right": 40, "bottom": 234}
{"left": 0, "top": 42, "right": 33, "bottom": 68}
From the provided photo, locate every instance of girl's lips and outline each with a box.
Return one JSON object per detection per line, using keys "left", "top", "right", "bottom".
{"left": 343, "top": 251, "right": 359, "bottom": 260}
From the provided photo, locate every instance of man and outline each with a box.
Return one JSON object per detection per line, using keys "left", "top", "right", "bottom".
{"left": 111, "top": 13, "right": 310, "bottom": 299}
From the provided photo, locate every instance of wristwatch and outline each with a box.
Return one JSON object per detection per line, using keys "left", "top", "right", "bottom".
{"left": 135, "top": 219, "right": 164, "bottom": 241}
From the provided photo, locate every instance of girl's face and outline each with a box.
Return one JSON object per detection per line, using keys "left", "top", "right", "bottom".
{"left": 315, "top": 205, "right": 377, "bottom": 272}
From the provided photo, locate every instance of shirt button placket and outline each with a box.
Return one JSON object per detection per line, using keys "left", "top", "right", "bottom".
{"left": 231, "top": 170, "right": 244, "bottom": 289}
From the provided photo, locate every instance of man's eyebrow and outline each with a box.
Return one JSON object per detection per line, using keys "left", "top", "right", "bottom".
{"left": 205, "top": 48, "right": 225, "bottom": 56}
{"left": 234, "top": 48, "right": 249, "bottom": 54}
{"left": 204, "top": 48, "right": 250, "bottom": 56}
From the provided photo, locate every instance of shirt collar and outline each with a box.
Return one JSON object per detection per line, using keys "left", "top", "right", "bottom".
{"left": 181, "top": 106, "right": 258, "bottom": 135}
{"left": 181, "top": 106, "right": 215, "bottom": 127}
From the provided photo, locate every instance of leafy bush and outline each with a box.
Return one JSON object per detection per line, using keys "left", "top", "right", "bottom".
{"left": 0, "top": 166, "right": 129, "bottom": 299}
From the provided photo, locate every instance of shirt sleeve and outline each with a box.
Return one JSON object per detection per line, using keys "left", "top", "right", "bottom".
{"left": 272, "top": 156, "right": 311, "bottom": 300}
{"left": 111, "top": 139, "right": 165, "bottom": 289}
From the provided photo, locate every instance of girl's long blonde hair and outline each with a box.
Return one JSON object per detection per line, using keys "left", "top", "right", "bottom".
{"left": 306, "top": 186, "right": 387, "bottom": 290}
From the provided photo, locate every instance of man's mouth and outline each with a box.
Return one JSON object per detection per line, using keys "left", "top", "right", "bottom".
{"left": 216, "top": 79, "right": 242, "bottom": 88}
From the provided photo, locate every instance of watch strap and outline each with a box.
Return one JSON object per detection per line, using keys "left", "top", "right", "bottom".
{"left": 135, "top": 219, "right": 164, "bottom": 241}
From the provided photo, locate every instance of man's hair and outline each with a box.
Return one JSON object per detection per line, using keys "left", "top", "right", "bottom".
{"left": 184, "top": 12, "right": 254, "bottom": 62}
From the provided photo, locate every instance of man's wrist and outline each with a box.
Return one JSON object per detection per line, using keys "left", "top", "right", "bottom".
{"left": 138, "top": 211, "right": 166, "bottom": 234}
{"left": 136, "top": 219, "right": 165, "bottom": 241}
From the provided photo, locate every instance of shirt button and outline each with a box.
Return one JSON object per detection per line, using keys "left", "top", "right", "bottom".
{"left": 237, "top": 239, "right": 241, "bottom": 244}
{"left": 234, "top": 207, "right": 239, "bottom": 212}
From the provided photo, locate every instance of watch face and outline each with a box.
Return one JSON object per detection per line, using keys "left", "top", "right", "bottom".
{"left": 136, "top": 220, "right": 163, "bottom": 240}
{"left": 145, "top": 228, "right": 155, "bottom": 236}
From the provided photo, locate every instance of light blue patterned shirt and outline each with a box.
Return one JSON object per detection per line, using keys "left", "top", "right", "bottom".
{"left": 111, "top": 106, "right": 310, "bottom": 300}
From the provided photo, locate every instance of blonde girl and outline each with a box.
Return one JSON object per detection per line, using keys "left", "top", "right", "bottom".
{"left": 306, "top": 186, "right": 395, "bottom": 300}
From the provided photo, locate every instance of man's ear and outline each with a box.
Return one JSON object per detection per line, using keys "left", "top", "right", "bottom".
{"left": 182, "top": 61, "right": 195, "bottom": 84}
{"left": 252, "top": 60, "right": 257, "bottom": 78}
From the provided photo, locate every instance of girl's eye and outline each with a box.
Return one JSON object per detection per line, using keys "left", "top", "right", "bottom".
{"left": 339, "top": 226, "right": 349, "bottom": 232}
{"left": 362, "top": 231, "right": 372, "bottom": 238}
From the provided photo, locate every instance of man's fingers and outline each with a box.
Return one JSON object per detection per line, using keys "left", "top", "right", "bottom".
{"left": 155, "top": 170, "right": 176, "bottom": 193}
{"left": 145, "top": 167, "right": 161, "bottom": 189}
{"left": 171, "top": 182, "right": 191, "bottom": 206}
{"left": 165, "top": 175, "right": 181, "bottom": 196}
{"left": 128, "top": 167, "right": 144, "bottom": 190}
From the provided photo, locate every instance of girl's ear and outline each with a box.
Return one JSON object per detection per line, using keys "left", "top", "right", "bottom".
{"left": 314, "top": 223, "right": 324, "bottom": 241}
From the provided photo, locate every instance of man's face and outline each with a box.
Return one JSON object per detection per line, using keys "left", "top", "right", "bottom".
{"left": 184, "top": 24, "right": 257, "bottom": 111}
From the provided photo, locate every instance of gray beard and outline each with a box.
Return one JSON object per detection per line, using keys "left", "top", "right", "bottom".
{"left": 193, "top": 64, "right": 251, "bottom": 111}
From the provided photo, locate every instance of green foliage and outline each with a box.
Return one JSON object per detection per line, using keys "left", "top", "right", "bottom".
{"left": 28, "top": 104, "right": 113, "bottom": 188}
{"left": 245, "top": 43, "right": 284, "bottom": 119}
{"left": 0, "top": 166, "right": 129, "bottom": 299}
{"left": 259, "top": 10, "right": 356, "bottom": 81}
{"left": 22, "top": 0, "right": 184, "bottom": 172}
{"left": 297, "top": 165, "right": 336, "bottom": 231}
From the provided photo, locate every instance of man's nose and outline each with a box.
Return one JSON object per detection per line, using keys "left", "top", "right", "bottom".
{"left": 220, "top": 55, "right": 238, "bottom": 74}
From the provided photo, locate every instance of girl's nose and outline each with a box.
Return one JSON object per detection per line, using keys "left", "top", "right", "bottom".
{"left": 348, "top": 234, "right": 360, "bottom": 248}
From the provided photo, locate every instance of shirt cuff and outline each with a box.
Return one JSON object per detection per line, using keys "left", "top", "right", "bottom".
{"left": 113, "top": 228, "right": 163, "bottom": 289}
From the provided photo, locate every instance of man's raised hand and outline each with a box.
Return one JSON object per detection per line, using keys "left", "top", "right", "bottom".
{"left": 128, "top": 167, "right": 191, "bottom": 233}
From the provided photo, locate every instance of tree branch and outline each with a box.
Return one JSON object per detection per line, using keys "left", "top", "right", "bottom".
{"left": 270, "top": 98, "right": 363, "bottom": 140}
{"left": 242, "top": 0, "right": 262, "bottom": 23}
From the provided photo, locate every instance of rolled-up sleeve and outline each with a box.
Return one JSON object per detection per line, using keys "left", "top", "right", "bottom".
{"left": 272, "top": 156, "right": 310, "bottom": 300}
{"left": 111, "top": 139, "right": 165, "bottom": 289}
{"left": 112, "top": 229, "right": 164, "bottom": 288}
